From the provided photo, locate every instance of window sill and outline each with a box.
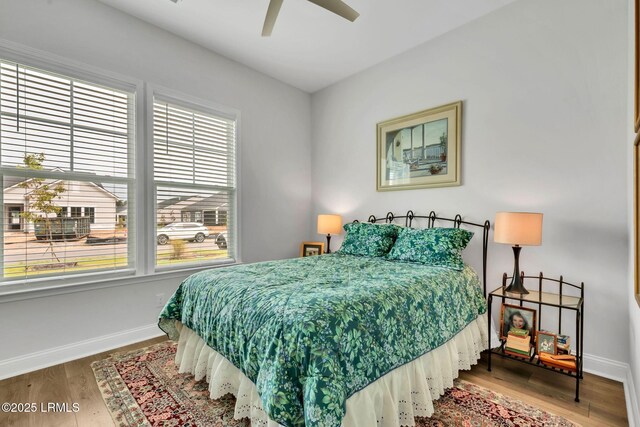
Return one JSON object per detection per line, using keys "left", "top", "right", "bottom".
{"left": 0, "top": 260, "right": 239, "bottom": 304}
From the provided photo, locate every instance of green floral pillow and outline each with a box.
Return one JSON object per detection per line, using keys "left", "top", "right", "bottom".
{"left": 337, "top": 222, "right": 402, "bottom": 257}
{"left": 386, "top": 227, "right": 473, "bottom": 270}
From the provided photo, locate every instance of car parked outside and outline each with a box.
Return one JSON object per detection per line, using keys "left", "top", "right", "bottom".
{"left": 157, "top": 222, "right": 209, "bottom": 245}
{"left": 213, "top": 231, "right": 228, "bottom": 249}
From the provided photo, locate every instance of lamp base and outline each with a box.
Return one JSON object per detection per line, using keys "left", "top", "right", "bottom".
{"left": 504, "top": 245, "right": 529, "bottom": 294}
{"left": 325, "top": 234, "right": 332, "bottom": 254}
{"left": 505, "top": 274, "right": 529, "bottom": 294}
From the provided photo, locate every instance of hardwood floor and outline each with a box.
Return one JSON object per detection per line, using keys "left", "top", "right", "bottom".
{"left": 459, "top": 353, "right": 628, "bottom": 427}
{"left": 0, "top": 340, "right": 628, "bottom": 426}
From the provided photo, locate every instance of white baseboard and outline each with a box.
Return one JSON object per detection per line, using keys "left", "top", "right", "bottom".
{"left": 625, "top": 369, "right": 640, "bottom": 427}
{"left": 583, "top": 352, "right": 629, "bottom": 382}
{"left": 582, "top": 353, "right": 638, "bottom": 426}
{"left": 0, "top": 323, "right": 164, "bottom": 381}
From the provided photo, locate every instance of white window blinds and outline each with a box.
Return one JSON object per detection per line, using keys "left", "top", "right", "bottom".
{"left": 153, "top": 98, "right": 236, "bottom": 267}
{"left": 0, "top": 59, "right": 135, "bottom": 281}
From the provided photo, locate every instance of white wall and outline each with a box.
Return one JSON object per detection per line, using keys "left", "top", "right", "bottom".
{"left": 628, "top": 0, "right": 640, "bottom": 425}
{"left": 0, "top": 0, "right": 311, "bottom": 369}
{"left": 311, "top": 0, "right": 629, "bottom": 370}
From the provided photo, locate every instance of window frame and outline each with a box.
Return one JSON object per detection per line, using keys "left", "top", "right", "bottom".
{"left": 0, "top": 41, "right": 242, "bottom": 299}
{"left": 0, "top": 41, "right": 144, "bottom": 292}
{"left": 146, "top": 85, "right": 241, "bottom": 273}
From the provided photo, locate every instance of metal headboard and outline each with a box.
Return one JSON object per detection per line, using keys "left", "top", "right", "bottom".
{"left": 354, "top": 210, "right": 491, "bottom": 296}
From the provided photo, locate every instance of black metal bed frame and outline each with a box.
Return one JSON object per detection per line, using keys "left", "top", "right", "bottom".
{"left": 356, "top": 210, "right": 491, "bottom": 296}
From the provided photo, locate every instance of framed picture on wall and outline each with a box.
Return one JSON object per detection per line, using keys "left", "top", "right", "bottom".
{"left": 300, "top": 241, "right": 325, "bottom": 257}
{"left": 376, "top": 101, "right": 461, "bottom": 191}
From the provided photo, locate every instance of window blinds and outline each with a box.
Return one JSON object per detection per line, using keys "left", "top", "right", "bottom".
{"left": 0, "top": 59, "right": 135, "bottom": 281}
{"left": 153, "top": 98, "right": 236, "bottom": 266}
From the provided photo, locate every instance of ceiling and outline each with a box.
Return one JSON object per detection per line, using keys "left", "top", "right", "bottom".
{"left": 98, "top": 0, "right": 516, "bottom": 93}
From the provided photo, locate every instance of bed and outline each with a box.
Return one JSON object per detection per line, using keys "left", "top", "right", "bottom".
{"left": 159, "top": 211, "right": 493, "bottom": 427}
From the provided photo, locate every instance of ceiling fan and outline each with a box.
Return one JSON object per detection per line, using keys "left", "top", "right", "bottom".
{"left": 262, "top": 0, "right": 359, "bottom": 36}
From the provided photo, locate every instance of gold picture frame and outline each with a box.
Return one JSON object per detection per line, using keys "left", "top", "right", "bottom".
{"left": 376, "top": 101, "right": 461, "bottom": 191}
{"left": 300, "top": 241, "right": 325, "bottom": 257}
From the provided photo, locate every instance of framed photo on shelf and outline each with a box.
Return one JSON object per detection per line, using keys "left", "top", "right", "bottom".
{"left": 376, "top": 101, "right": 461, "bottom": 191}
{"left": 537, "top": 331, "right": 557, "bottom": 355}
{"left": 499, "top": 303, "right": 537, "bottom": 340}
{"left": 300, "top": 241, "right": 325, "bottom": 257}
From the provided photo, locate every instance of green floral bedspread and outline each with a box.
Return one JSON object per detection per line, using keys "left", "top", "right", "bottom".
{"left": 158, "top": 253, "right": 486, "bottom": 427}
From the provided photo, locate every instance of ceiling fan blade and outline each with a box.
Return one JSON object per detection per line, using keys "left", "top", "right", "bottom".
{"left": 306, "top": 0, "right": 359, "bottom": 22}
{"left": 262, "top": 0, "right": 284, "bottom": 36}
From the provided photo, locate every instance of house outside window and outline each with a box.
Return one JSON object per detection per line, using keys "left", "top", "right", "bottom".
{"left": 0, "top": 58, "right": 136, "bottom": 282}
{"left": 153, "top": 95, "right": 237, "bottom": 268}
{"left": 0, "top": 51, "right": 239, "bottom": 293}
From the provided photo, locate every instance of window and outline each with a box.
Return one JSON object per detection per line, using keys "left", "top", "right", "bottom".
{"left": 84, "top": 207, "right": 95, "bottom": 224}
{"left": 70, "top": 207, "right": 82, "bottom": 218}
{"left": 153, "top": 96, "right": 236, "bottom": 267}
{"left": 0, "top": 59, "right": 135, "bottom": 281}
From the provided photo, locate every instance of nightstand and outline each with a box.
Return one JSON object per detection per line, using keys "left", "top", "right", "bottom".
{"left": 487, "top": 273, "right": 584, "bottom": 402}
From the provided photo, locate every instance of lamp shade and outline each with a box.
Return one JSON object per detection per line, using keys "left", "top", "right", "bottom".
{"left": 317, "top": 214, "right": 342, "bottom": 235}
{"left": 494, "top": 212, "right": 543, "bottom": 246}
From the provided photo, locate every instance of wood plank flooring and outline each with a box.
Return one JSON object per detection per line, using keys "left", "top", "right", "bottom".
{"left": 0, "top": 339, "right": 628, "bottom": 426}
{"left": 459, "top": 353, "right": 628, "bottom": 426}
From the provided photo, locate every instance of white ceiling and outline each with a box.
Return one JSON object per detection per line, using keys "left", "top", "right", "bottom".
{"left": 98, "top": 0, "right": 516, "bottom": 93}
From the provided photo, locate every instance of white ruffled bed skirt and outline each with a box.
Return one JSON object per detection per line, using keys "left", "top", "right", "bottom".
{"left": 173, "top": 313, "right": 492, "bottom": 427}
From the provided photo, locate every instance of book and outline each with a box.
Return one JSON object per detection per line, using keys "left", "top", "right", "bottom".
{"left": 539, "top": 352, "right": 577, "bottom": 372}
{"left": 549, "top": 354, "right": 576, "bottom": 361}
{"left": 506, "top": 333, "right": 531, "bottom": 353}
{"left": 506, "top": 341, "right": 531, "bottom": 352}
{"left": 508, "top": 327, "right": 529, "bottom": 337}
{"left": 505, "top": 349, "right": 531, "bottom": 359}
{"left": 504, "top": 347, "right": 530, "bottom": 356}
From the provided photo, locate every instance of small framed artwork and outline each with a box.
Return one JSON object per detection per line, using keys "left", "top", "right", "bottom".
{"left": 300, "top": 241, "right": 325, "bottom": 257}
{"left": 537, "top": 331, "right": 557, "bottom": 355}
{"left": 376, "top": 101, "right": 461, "bottom": 191}
{"left": 499, "top": 304, "right": 537, "bottom": 340}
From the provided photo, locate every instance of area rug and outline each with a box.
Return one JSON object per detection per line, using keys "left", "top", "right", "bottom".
{"left": 92, "top": 341, "right": 578, "bottom": 427}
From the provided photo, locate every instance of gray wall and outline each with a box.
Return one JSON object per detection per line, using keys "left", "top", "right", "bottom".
{"left": 628, "top": 0, "right": 640, "bottom": 424}
{"left": 311, "top": 0, "right": 629, "bottom": 367}
{"left": 0, "top": 0, "right": 311, "bottom": 365}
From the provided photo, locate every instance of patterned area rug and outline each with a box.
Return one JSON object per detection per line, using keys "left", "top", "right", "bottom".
{"left": 92, "top": 341, "right": 577, "bottom": 427}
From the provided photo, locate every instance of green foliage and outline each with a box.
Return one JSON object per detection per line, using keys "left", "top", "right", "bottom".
{"left": 18, "top": 153, "right": 66, "bottom": 261}
{"left": 170, "top": 239, "right": 186, "bottom": 260}
{"left": 18, "top": 153, "right": 66, "bottom": 222}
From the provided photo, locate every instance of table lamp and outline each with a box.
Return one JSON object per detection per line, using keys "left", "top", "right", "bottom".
{"left": 494, "top": 212, "right": 543, "bottom": 294}
{"left": 317, "top": 214, "right": 342, "bottom": 254}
